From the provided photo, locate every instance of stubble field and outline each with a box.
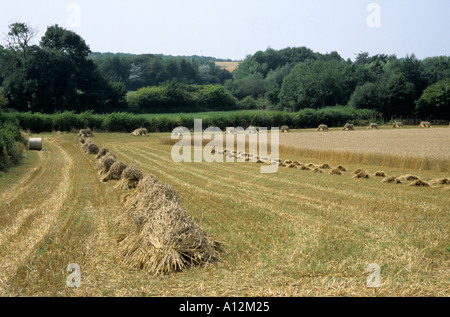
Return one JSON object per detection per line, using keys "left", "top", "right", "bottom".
{"left": 0, "top": 128, "right": 448, "bottom": 297}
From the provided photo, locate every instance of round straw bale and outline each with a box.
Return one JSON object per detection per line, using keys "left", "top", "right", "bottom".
{"left": 28, "top": 138, "right": 43, "bottom": 151}
{"left": 317, "top": 124, "right": 329, "bottom": 132}
{"left": 368, "top": 123, "right": 379, "bottom": 129}
{"left": 374, "top": 171, "right": 387, "bottom": 177}
{"left": 393, "top": 121, "right": 404, "bottom": 128}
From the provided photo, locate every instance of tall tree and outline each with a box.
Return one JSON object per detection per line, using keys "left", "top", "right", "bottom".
{"left": 1, "top": 24, "right": 126, "bottom": 113}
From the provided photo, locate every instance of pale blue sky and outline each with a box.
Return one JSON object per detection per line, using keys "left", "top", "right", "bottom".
{"left": 1, "top": 0, "right": 449, "bottom": 61}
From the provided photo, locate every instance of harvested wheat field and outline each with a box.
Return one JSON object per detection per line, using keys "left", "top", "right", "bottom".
{"left": 280, "top": 127, "right": 450, "bottom": 172}
{"left": 214, "top": 61, "right": 240, "bottom": 72}
{"left": 0, "top": 131, "right": 449, "bottom": 297}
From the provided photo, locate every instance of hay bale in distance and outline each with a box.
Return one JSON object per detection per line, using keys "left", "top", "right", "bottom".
{"left": 78, "top": 128, "right": 94, "bottom": 137}
{"left": 393, "top": 121, "right": 404, "bottom": 128}
{"left": 409, "top": 179, "right": 430, "bottom": 187}
{"left": 420, "top": 121, "right": 431, "bottom": 128}
{"left": 397, "top": 174, "right": 420, "bottom": 182}
{"left": 382, "top": 176, "right": 402, "bottom": 184}
{"left": 319, "top": 163, "right": 331, "bottom": 169}
{"left": 374, "top": 171, "right": 387, "bottom": 177}
{"left": 353, "top": 171, "right": 370, "bottom": 179}
{"left": 28, "top": 138, "right": 42, "bottom": 151}
{"left": 246, "top": 126, "right": 258, "bottom": 134}
{"left": 131, "top": 128, "right": 148, "bottom": 136}
{"left": 330, "top": 168, "right": 342, "bottom": 175}
{"left": 343, "top": 123, "right": 354, "bottom": 131}
{"left": 337, "top": 165, "right": 347, "bottom": 172}
{"left": 317, "top": 124, "right": 329, "bottom": 132}
{"left": 429, "top": 178, "right": 450, "bottom": 185}
{"left": 280, "top": 125, "right": 290, "bottom": 133}
{"left": 311, "top": 167, "right": 323, "bottom": 173}
{"left": 368, "top": 123, "right": 379, "bottom": 129}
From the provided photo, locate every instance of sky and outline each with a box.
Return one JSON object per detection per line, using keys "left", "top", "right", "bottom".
{"left": 1, "top": 0, "right": 449, "bottom": 61}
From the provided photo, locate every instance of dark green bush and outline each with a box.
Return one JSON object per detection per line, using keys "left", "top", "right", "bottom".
{"left": 0, "top": 113, "right": 26, "bottom": 171}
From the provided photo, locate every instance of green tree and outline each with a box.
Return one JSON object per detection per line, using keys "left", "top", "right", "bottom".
{"left": 415, "top": 79, "right": 450, "bottom": 119}
{"left": 0, "top": 89, "right": 8, "bottom": 110}
{"left": 1, "top": 23, "right": 126, "bottom": 113}
{"left": 421, "top": 56, "right": 450, "bottom": 87}
{"left": 384, "top": 74, "right": 415, "bottom": 117}
{"left": 199, "top": 84, "right": 237, "bottom": 110}
{"left": 279, "top": 60, "right": 354, "bottom": 111}
{"left": 348, "top": 82, "right": 386, "bottom": 111}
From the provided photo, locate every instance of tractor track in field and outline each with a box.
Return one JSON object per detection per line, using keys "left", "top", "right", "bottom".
{"left": 0, "top": 136, "right": 126, "bottom": 296}
{"left": 0, "top": 138, "right": 74, "bottom": 293}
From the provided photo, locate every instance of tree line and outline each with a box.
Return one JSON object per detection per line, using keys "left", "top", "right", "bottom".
{"left": 0, "top": 22, "right": 449, "bottom": 119}
{"left": 226, "top": 47, "right": 450, "bottom": 119}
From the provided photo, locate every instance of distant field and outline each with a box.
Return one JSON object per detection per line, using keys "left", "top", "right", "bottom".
{"left": 280, "top": 127, "right": 450, "bottom": 172}
{"left": 0, "top": 131, "right": 448, "bottom": 296}
{"left": 215, "top": 61, "right": 241, "bottom": 72}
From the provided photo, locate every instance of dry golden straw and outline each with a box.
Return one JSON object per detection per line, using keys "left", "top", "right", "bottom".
{"left": 115, "top": 175, "right": 222, "bottom": 275}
